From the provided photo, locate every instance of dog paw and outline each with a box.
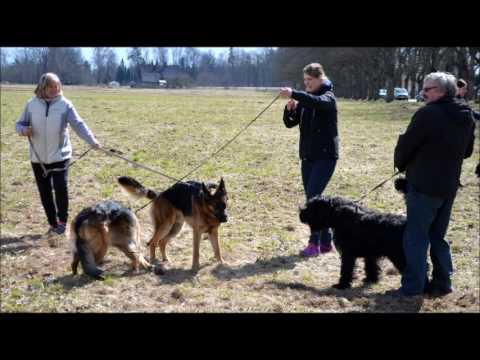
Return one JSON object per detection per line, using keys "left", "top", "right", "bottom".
{"left": 154, "top": 264, "right": 166, "bottom": 275}
{"left": 332, "top": 283, "right": 351, "bottom": 290}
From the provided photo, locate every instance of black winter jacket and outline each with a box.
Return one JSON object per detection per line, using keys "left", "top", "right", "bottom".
{"left": 283, "top": 81, "right": 339, "bottom": 160}
{"left": 394, "top": 96, "right": 475, "bottom": 198}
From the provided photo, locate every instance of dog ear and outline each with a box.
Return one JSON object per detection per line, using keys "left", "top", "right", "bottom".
{"left": 217, "top": 177, "right": 226, "bottom": 195}
{"left": 201, "top": 182, "right": 211, "bottom": 198}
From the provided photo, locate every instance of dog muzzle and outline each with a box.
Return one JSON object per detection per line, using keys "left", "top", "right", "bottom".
{"left": 216, "top": 211, "right": 228, "bottom": 223}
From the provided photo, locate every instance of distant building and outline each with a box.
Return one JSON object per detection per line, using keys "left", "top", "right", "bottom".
{"left": 162, "top": 65, "right": 183, "bottom": 81}
{"left": 130, "top": 65, "right": 188, "bottom": 88}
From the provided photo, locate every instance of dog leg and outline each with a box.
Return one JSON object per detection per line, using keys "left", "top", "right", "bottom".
{"left": 160, "top": 221, "right": 183, "bottom": 262}
{"left": 149, "top": 222, "right": 174, "bottom": 264}
{"left": 127, "top": 238, "right": 152, "bottom": 271}
{"left": 118, "top": 242, "right": 141, "bottom": 273}
{"left": 333, "top": 254, "right": 356, "bottom": 289}
{"left": 192, "top": 228, "right": 202, "bottom": 271}
{"left": 208, "top": 227, "right": 224, "bottom": 264}
{"left": 364, "top": 257, "right": 380, "bottom": 284}
{"left": 71, "top": 253, "right": 80, "bottom": 275}
{"left": 388, "top": 255, "right": 406, "bottom": 274}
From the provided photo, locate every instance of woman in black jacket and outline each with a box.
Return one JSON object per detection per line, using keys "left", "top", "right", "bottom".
{"left": 280, "top": 63, "right": 339, "bottom": 257}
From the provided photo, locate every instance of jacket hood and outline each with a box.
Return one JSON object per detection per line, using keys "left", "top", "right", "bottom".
{"left": 311, "top": 79, "right": 333, "bottom": 95}
{"left": 431, "top": 96, "right": 474, "bottom": 128}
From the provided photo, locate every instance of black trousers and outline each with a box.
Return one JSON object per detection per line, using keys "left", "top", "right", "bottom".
{"left": 31, "top": 159, "right": 69, "bottom": 227}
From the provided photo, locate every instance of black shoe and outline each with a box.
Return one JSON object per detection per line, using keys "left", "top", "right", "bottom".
{"left": 54, "top": 223, "right": 66, "bottom": 235}
{"left": 426, "top": 286, "right": 453, "bottom": 298}
{"left": 425, "top": 281, "right": 453, "bottom": 297}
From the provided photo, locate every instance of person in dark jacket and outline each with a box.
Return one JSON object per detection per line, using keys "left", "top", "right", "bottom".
{"left": 456, "top": 79, "right": 480, "bottom": 120}
{"left": 394, "top": 72, "right": 475, "bottom": 296}
{"left": 456, "top": 79, "right": 480, "bottom": 178}
{"left": 280, "top": 63, "right": 339, "bottom": 257}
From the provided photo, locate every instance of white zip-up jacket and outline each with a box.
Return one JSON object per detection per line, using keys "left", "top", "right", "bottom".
{"left": 15, "top": 95, "right": 98, "bottom": 164}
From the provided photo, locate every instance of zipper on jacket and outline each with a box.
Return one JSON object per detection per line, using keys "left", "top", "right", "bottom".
{"left": 44, "top": 101, "right": 50, "bottom": 163}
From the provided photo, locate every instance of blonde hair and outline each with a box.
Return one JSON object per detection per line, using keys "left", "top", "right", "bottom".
{"left": 34, "top": 73, "right": 63, "bottom": 99}
{"left": 303, "top": 63, "right": 328, "bottom": 80}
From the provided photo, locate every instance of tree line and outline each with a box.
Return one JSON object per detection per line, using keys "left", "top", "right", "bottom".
{"left": 273, "top": 47, "right": 480, "bottom": 101}
{"left": 1, "top": 47, "right": 478, "bottom": 100}
{"left": 0, "top": 47, "right": 277, "bottom": 88}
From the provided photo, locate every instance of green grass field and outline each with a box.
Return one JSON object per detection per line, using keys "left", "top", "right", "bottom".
{"left": 1, "top": 85, "right": 478, "bottom": 312}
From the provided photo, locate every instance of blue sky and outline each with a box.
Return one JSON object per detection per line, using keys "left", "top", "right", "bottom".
{"left": 1, "top": 47, "right": 264, "bottom": 64}
{"left": 81, "top": 47, "right": 262, "bottom": 64}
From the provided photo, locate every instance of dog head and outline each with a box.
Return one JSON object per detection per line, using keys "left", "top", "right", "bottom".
{"left": 90, "top": 200, "right": 122, "bottom": 224}
{"left": 299, "top": 195, "right": 335, "bottom": 231}
{"left": 202, "top": 177, "right": 228, "bottom": 223}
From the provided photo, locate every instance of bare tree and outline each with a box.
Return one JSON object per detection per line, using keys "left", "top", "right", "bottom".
{"left": 171, "top": 47, "right": 185, "bottom": 66}
{"left": 155, "top": 47, "right": 169, "bottom": 68}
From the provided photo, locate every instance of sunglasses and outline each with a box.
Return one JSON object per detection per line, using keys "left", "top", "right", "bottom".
{"left": 422, "top": 86, "right": 438, "bottom": 93}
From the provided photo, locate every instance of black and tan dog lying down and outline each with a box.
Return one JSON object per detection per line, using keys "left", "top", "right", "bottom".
{"left": 299, "top": 178, "right": 408, "bottom": 289}
{"left": 70, "top": 200, "right": 151, "bottom": 280}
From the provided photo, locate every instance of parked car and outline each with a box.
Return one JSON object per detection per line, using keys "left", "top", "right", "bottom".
{"left": 394, "top": 88, "right": 409, "bottom": 100}
{"left": 416, "top": 91, "right": 424, "bottom": 102}
{"left": 378, "top": 89, "right": 387, "bottom": 99}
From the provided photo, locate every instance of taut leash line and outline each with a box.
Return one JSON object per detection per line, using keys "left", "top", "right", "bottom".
{"left": 353, "top": 170, "right": 401, "bottom": 203}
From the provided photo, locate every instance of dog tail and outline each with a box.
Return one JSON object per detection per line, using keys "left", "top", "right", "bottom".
{"left": 69, "top": 211, "right": 104, "bottom": 280}
{"left": 76, "top": 237, "right": 105, "bottom": 280}
{"left": 394, "top": 177, "right": 408, "bottom": 194}
{"left": 117, "top": 176, "right": 158, "bottom": 200}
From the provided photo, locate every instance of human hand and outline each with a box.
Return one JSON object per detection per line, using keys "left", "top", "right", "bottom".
{"left": 279, "top": 87, "right": 293, "bottom": 98}
{"left": 91, "top": 142, "right": 102, "bottom": 150}
{"left": 286, "top": 99, "right": 298, "bottom": 111}
{"left": 22, "top": 126, "right": 33, "bottom": 137}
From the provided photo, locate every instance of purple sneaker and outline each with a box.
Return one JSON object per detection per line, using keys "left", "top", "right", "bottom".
{"left": 299, "top": 244, "right": 320, "bottom": 257}
{"left": 320, "top": 243, "right": 333, "bottom": 254}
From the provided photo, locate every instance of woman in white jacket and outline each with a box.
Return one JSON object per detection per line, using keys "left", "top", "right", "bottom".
{"left": 16, "top": 73, "right": 101, "bottom": 245}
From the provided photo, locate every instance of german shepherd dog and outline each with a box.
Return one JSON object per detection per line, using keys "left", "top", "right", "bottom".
{"left": 70, "top": 200, "right": 151, "bottom": 280}
{"left": 117, "top": 176, "right": 228, "bottom": 271}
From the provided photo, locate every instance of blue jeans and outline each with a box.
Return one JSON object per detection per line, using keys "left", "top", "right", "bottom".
{"left": 301, "top": 159, "right": 337, "bottom": 247}
{"left": 401, "top": 184, "right": 455, "bottom": 295}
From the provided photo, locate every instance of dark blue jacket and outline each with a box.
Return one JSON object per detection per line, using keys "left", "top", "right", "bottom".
{"left": 283, "top": 80, "right": 339, "bottom": 160}
{"left": 394, "top": 96, "right": 475, "bottom": 198}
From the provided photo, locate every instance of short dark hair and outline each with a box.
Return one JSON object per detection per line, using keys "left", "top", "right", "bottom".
{"left": 303, "top": 63, "right": 326, "bottom": 79}
{"left": 457, "top": 79, "right": 467, "bottom": 88}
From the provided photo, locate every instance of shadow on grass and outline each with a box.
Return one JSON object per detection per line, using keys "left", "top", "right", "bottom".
{"left": 0, "top": 234, "right": 43, "bottom": 254}
{"left": 52, "top": 274, "right": 97, "bottom": 290}
{"left": 154, "top": 263, "right": 208, "bottom": 285}
{"left": 266, "top": 280, "right": 424, "bottom": 313}
{"left": 52, "top": 263, "right": 150, "bottom": 290}
{"left": 211, "top": 253, "right": 309, "bottom": 281}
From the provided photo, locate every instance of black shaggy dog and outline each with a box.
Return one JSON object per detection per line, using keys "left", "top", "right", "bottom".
{"left": 299, "top": 180, "right": 408, "bottom": 289}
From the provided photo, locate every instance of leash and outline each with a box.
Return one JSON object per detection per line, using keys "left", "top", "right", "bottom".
{"left": 27, "top": 135, "right": 93, "bottom": 177}
{"left": 177, "top": 93, "right": 281, "bottom": 182}
{"left": 132, "top": 93, "right": 281, "bottom": 213}
{"left": 353, "top": 170, "right": 401, "bottom": 204}
{"left": 97, "top": 147, "right": 182, "bottom": 183}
